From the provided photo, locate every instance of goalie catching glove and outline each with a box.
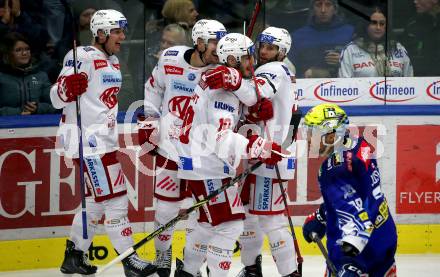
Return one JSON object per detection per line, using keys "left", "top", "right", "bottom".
{"left": 247, "top": 135, "right": 283, "bottom": 166}
{"left": 205, "top": 65, "right": 242, "bottom": 91}
{"left": 58, "top": 73, "right": 88, "bottom": 102}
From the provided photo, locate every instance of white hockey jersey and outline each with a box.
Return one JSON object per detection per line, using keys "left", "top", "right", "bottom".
{"left": 50, "top": 46, "right": 121, "bottom": 158}
{"left": 176, "top": 72, "right": 258, "bottom": 180}
{"left": 251, "top": 61, "right": 297, "bottom": 180}
{"left": 338, "top": 41, "right": 413, "bottom": 77}
{"left": 144, "top": 46, "right": 214, "bottom": 162}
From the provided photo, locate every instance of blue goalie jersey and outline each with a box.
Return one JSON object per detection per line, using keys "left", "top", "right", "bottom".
{"left": 318, "top": 136, "right": 397, "bottom": 275}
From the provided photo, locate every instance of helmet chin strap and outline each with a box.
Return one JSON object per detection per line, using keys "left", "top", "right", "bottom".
{"left": 198, "top": 44, "right": 207, "bottom": 65}
{"left": 96, "top": 36, "right": 113, "bottom": 56}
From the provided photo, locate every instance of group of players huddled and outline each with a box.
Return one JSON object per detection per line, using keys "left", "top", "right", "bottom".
{"left": 50, "top": 8, "right": 397, "bottom": 277}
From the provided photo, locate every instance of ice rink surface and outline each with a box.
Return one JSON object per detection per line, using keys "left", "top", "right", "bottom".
{"left": 0, "top": 254, "right": 439, "bottom": 276}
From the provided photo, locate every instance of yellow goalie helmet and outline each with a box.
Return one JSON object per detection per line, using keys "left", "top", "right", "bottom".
{"left": 304, "top": 103, "right": 349, "bottom": 136}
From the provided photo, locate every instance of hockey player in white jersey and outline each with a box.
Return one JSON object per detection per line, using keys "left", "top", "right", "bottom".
{"left": 237, "top": 27, "right": 300, "bottom": 277}
{"left": 138, "top": 19, "right": 227, "bottom": 277}
{"left": 174, "top": 33, "right": 284, "bottom": 277}
{"left": 50, "top": 10, "right": 156, "bottom": 277}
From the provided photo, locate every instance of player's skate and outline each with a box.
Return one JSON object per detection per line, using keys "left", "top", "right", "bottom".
{"left": 236, "top": 255, "right": 263, "bottom": 277}
{"left": 174, "top": 258, "right": 194, "bottom": 277}
{"left": 60, "top": 239, "right": 97, "bottom": 275}
{"left": 121, "top": 252, "right": 157, "bottom": 277}
{"left": 155, "top": 246, "right": 172, "bottom": 277}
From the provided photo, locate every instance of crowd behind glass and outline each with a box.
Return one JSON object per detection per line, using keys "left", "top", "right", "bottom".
{"left": 0, "top": 0, "right": 439, "bottom": 114}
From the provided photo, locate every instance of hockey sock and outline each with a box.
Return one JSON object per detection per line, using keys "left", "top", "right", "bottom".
{"left": 104, "top": 216, "right": 134, "bottom": 254}
{"left": 182, "top": 222, "right": 210, "bottom": 276}
{"left": 154, "top": 198, "right": 183, "bottom": 252}
{"left": 239, "top": 210, "right": 264, "bottom": 266}
{"left": 206, "top": 220, "right": 244, "bottom": 277}
{"left": 260, "top": 214, "right": 297, "bottom": 275}
{"left": 70, "top": 198, "right": 102, "bottom": 252}
{"left": 103, "top": 196, "right": 134, "bottom": 254}
{"left": 69, "top": 211, "right": 99, "bottom": 252}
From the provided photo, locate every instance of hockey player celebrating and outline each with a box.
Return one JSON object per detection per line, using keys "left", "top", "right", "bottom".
{"left": 50, "top": 10, "right": 157, "bottom": 276}
{"left": 173, "top": 32, "right": 284, "bottom": 277}
{"left": 138, "top": 19, "right": 227, "bottom": 277}
{"left": 301, "top": 104, "right": 397, "bottom": 276}
{"left": 237, "top": 26, "right": 300, "bottom": 277}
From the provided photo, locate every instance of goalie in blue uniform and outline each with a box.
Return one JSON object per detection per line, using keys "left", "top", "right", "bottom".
{"left": 301, "top": 103, "right": 397, "bottom": 277}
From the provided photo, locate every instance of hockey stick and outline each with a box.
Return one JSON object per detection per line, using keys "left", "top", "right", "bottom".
{"left": 243, "top": 14, "right": 304, "bottom": 273}
{"left": 67, "top": 2, "right": 88, "bottom": 240}
{"left": 246, "top": 0, "right": 263, "bottom": 37}
{"left": 96, "top": 160, "right": 264, "bottom": 275}
{"left": 311, "top": 233, "right": 337, "bottom": 275}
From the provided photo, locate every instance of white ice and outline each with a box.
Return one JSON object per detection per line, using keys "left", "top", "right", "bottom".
{"left": 0, "top": 254, "right": 439, "bottom": 276}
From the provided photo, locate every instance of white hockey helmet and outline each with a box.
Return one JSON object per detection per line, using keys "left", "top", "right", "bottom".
{"left": 257, "top": 26, "right": 292, "bottom": 55}
{"left": 217, "top": 33, "right": 255, "bottom": 64}
{"left": 191, "top": 19, "right": 227, "bottom": 46}
{"left": 90, "top": 9, "right": 128, "bottom": 37}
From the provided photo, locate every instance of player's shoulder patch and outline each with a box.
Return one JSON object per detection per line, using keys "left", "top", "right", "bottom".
{"left": 164, "top": 49, "right": 179, "bottom": 56}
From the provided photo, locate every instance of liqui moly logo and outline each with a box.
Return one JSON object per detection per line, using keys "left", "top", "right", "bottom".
{"left": 426, "top": 80, "right": 440, "bottom": 101}
{"left": 313, "top": 81, "right": 360, "bottom": 103}
{"left": 369, "top": 80, "right": 416, "bottom": 102}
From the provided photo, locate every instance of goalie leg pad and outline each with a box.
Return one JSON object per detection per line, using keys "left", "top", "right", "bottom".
{"left": 239, "top": 206, "right": 265, "bottom": 266}
{"left": 259, "top": 214, "right": 297, "bottom": 275}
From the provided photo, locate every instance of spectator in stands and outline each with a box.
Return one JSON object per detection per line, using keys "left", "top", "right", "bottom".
{"left": 75, "top": 5, "right": 97, "bottom": 46}
{"left": 403, "top": 0, "right": 440, "bottom": 76}
{"left": 0, "top": 0, "right": 49, "bottom": 54}
{"left": 289, "top": 0, "right": 354, "bottom": 78}
{"left": 145, "top": 23, "right": 190, "bottom": 75}
{"left": 146, "top": 0, "right": 198, "bottom": 43}
{"left": 339, "top": 6, "right": 413, "bottom": 77}
{"left": 0, "top": 32, "right": 58, "bottom": 115}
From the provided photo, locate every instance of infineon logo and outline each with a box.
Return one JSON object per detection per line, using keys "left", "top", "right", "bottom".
{"left": 369, "top": 80, "right": 416, "bottom": 102}
{"left": 313, "top": 81, "right": 360, "bottom": 103}
{"left": 426, "top": 80, "right": 440, "bottom": 101}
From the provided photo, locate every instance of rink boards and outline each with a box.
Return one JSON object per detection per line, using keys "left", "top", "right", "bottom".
{"left": 0, "top": 113, "right": 439, "bottom": 270}
{"left": 0, "top": 77, "right": 440, "bottom": 271}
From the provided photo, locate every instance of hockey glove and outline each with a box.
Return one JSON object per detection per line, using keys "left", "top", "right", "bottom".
{"left": 59, "top": 73, "right": 88, "bottom": 102}
{"left": 246, "top": 98, "right": 274, "bottom": 123}
{"left": 247, "top": 135, "right": 283, "bottom": 166}
{"left": 137, "top": 114, "right": 159, "bottom": 154}
{"left": 205, "top": 65, "right": 242, "bottom": 91}
{"left": 302, "top": 203, "right": 327, "bottom": 243}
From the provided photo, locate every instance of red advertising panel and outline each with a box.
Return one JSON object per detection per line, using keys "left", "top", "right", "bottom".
{"left": 0, "top": 125, "right": 378, "bottom": 230}
{"left": 396, "top": 126, "right": 440, "bottom": 214}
